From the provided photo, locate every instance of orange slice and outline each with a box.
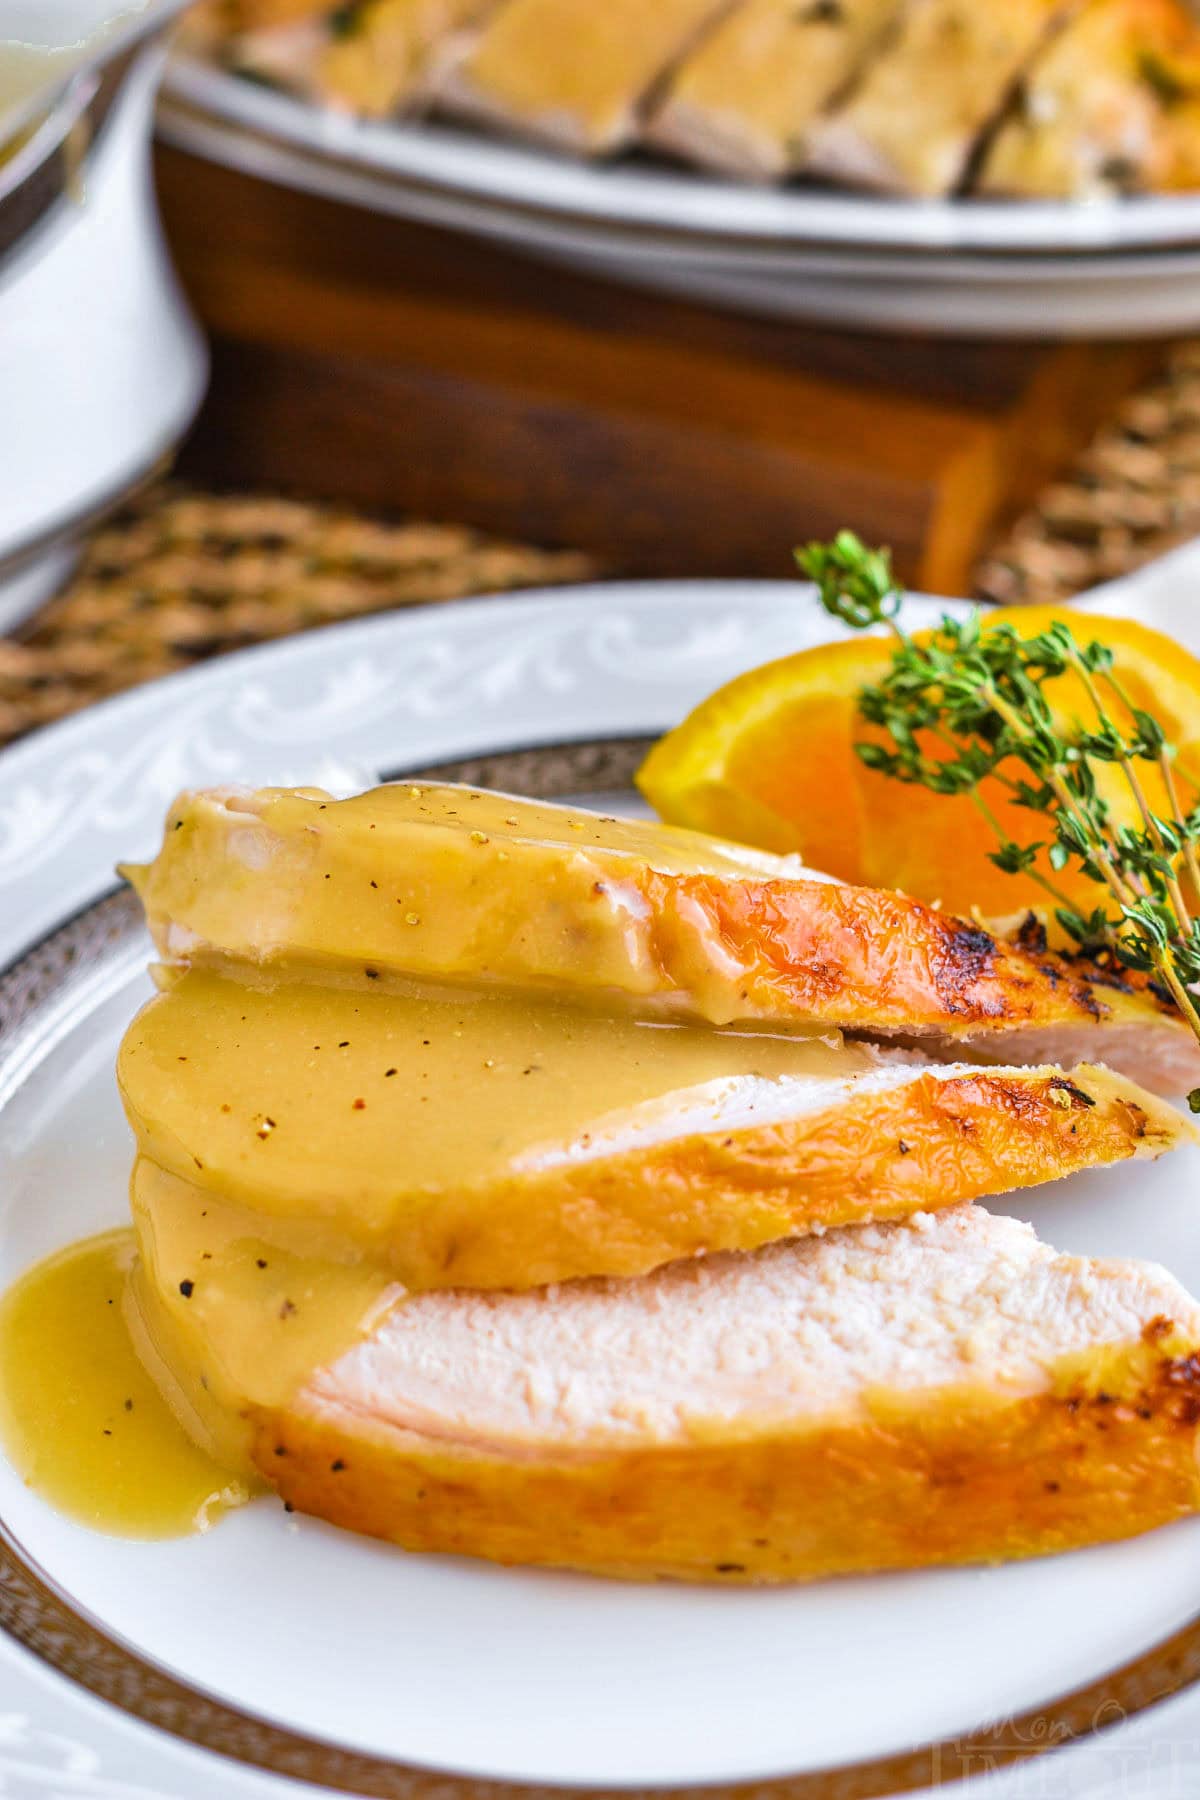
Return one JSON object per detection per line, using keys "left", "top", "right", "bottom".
{"left": 637, "top": 606, "right": 1200, "bottom": 920}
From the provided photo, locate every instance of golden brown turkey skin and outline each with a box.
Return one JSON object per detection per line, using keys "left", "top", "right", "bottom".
{"left": 126, "top": 784, "right": 1200, "bottom": 1096}
{"left": 247, "top": 1213, "right": 1200, "bottom": 1583}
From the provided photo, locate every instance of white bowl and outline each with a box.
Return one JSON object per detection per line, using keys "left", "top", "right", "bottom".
{"left": 0, "top": 46, "right": 207, "bottom": 631}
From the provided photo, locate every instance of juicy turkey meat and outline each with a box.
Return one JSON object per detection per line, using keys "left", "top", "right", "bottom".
{"left": 427, "top": 0, "right": 733, "bottom": 153}
{"left": 118, "top": 960, "right": 1190, "bottom": 1288}
{"left": 312, "top": 1206, "right": 1198, "bottom": 1443}
{"left": 244, "top": 1206, "right": 1200, "bottom": 1580}
{"left": 649, "top": 0, "right": 903, "bottom": 180}
{"left": 321, "top": 0, "right": 501, "bottom": 117}
{"left": 805, "top": 0, "right": 1075, "bottom": 195}
{"left": 978, "top": 0, "right": 1200, "bottom": 197}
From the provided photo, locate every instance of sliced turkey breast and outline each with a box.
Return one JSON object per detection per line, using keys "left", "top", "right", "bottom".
{"left": 649, "top": 0, "right": 903, "bottom": 181}
{"left": 208, "top": 0, "right": 493, "bottom": 115}
{"left": 124, "top": 783, "right": 1200, "bottom": 1096}
{"left": 978, "top": 0, "right": 1200, "bottom": 197}
{"left": 118, "top": 965, "right": 1189, "bottom": 1291}
{"left": 319, "top": 0, "right": 499, "bottom": 117}
{"left": 239, "top": 1206, "right": 1200, "bottom": 1581}
{"left": 427, "top": 0, "right": 734, "bottom": 154}
{"left": 805, "top": 0, "right": 1076, "bottom": 195}
{"left": 218, "top": 15, "right": 332, "bottom": 96}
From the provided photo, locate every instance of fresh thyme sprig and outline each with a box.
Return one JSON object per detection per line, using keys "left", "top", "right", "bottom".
{"left": 797, "top": 529, "right": 1200, "bottom": 1109}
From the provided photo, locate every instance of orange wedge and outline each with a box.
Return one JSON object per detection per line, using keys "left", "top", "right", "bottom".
{"left": 637, "top": 607, "right": 1200, "bottom": 920}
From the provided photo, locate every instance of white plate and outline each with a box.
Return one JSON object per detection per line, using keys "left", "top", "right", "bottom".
{"left": 5, "top": 579, "right": 1200, "bottom": 1800}
{"left": 158, "top": 56, "right": 1200, "bottom": 259}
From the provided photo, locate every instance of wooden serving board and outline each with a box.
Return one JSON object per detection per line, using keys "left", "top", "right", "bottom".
{"left": 156, "top": 144, "right": 1164, "bottom": 594}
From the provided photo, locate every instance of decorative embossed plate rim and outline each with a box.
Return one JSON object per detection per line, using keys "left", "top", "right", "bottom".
{"left": 3, "top": 580, "right": 1200, "bottom": 1800}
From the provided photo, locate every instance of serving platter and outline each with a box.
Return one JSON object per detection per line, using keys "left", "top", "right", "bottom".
{"left": 4, "top": 578, "right": 1200, "bottom": 1800}
{"left": 156, "top": 58, "right": 1200, "bottom": 337}
{"left": 546, "top": 242, "right": 1200, "bottom": 337}
{"left": 160, "top": 56, "right": 1200, "bottom": 259}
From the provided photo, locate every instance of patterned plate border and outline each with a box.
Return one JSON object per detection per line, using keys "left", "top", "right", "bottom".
{"left": 3, "top": 737, "right": 1200, "bottom": 1798}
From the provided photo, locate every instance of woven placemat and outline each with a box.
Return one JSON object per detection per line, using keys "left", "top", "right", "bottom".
{"left": 975, "top": 339, "right": 1200, "bottom": 606}
{"left": 3, "top": 341, "right": 1199, "bottom": 748}
{"left": 0, "top": 492, "right": 597, "bottom": 746}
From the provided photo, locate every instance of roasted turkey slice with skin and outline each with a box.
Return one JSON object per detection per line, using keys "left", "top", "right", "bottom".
{"left": 218, "top": 15, "right": 331, "bottom": 97}
{"left": 220, "top": 1206, "right": 1200, "bottom": 1582}
{"left": 125, "top": 783, "right": 1200, "bottom": 1098}
{"left": 648, "top": 0, "right": 904, "bottom": 181}
{"left": 804, "top": 0, "right": 1078, "bottom": 195}
{"left": 220, "top": 0, "right": 499, "bottom": 116}
{"left": 426, "top": 0, "right": 735, "bottom": 154}
{"left": 320, "top": 0, "right": 503, "bottom": 118}
{"left": 977, "top": 0, "right": 1200, "bottom": 198}
{"left": 118, "top": 963, "right": 1192, "bottom": 1291}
